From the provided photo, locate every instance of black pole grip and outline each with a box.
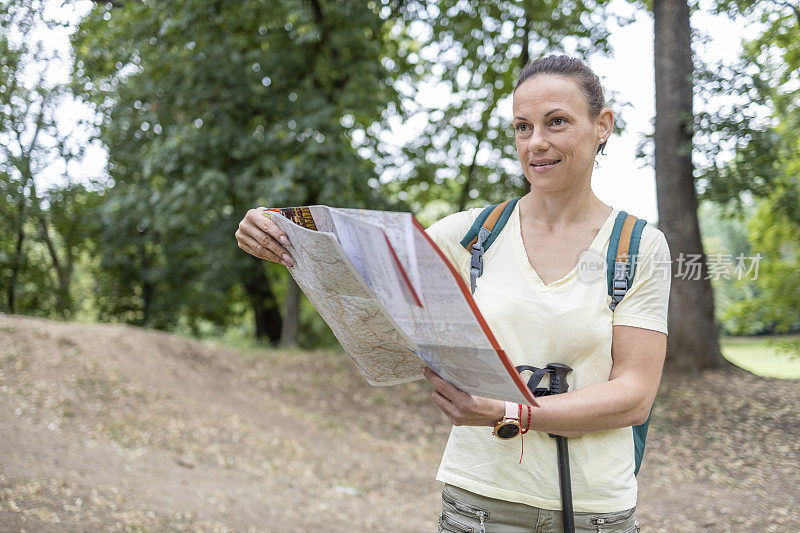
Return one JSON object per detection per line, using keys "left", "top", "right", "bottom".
{"left": 546, "top": 363, "right": 572, "bottom": 395}
{"left": 546, "top": 363, "right": 573, "bottom": 439}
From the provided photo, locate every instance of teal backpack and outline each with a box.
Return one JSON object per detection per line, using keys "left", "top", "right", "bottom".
{"left": 460, "top": 196, "right": 652, "bottom": 476}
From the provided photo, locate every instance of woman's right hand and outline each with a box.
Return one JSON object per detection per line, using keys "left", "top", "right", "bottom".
{"left": 235, "top": 207, "right": 295, "bottom": 267}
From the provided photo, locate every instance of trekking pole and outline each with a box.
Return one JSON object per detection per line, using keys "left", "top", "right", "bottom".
{"left": 546, "top": 363, "right": 574, "bottom": 533}
{"left": 515, "top": 363, "right": 575, "bottom": 533}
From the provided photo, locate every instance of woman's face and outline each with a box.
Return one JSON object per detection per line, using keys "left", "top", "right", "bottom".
{"left": 512, "top": 75, "right": 612, "bottom": 193}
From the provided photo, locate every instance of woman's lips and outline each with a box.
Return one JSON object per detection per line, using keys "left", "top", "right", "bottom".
{"left": 529, "top": 160, "right": 561, "bottom": 172}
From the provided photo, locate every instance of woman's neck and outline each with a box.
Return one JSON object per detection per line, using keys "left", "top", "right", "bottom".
{"left": 519, "top": 186, "right": 610, "bottom": 230}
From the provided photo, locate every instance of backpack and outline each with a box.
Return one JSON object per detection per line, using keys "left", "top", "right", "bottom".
{"left": 459, "top": 196, "right": 652, "bottom": 476}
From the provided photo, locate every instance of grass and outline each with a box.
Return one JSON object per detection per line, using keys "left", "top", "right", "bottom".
{"left": 720, "top": 335, "right": 800, "bottom": 379}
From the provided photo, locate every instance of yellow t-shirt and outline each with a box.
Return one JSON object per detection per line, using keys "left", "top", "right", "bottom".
{"left": 425, "top": 201, "right": 671, "bottom": 513}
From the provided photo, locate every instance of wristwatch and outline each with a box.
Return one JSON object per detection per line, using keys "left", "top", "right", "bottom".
{"left": 492, "top": 401, "right": 521, "bottom": 440}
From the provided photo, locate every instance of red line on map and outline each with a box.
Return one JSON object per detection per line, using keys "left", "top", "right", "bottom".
{"left": 383, "top": 232, "right": 424, "bottom": 308}
{"left": 411, "top": 218, "right": 538, "bottom": 407}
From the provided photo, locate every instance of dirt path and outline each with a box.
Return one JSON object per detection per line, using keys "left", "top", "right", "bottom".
{"left": 1, "top": 314, "right": 798, "bottom": 531}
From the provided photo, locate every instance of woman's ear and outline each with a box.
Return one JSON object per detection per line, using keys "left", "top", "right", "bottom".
{"left": 597, "top": 107, "right": 613, "bottom": 140}
{"left": 596, "top": 107, "right": 614, "bottom": 154}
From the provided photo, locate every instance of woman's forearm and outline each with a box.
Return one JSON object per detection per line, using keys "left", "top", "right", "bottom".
{"left": 423, "top": 366, "right": 651, "bottom": 437}
{"left": 521, "top": 376, "right": 648, "bottom": 437}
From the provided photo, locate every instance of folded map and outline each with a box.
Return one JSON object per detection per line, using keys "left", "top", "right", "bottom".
{"left": 265, "top": 205, "right": 537, "bottom": 406}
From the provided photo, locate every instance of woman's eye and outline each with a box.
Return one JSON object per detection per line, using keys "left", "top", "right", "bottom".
{"left": 515, "top": 123, "right": 530, "bottom": 132}
{"left": 551, "top": 117, "right": 567, "bottom": 126}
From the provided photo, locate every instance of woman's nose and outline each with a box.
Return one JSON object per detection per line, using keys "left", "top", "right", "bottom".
{"left": 527, "top": 128, "right": 549, "bottom": 151}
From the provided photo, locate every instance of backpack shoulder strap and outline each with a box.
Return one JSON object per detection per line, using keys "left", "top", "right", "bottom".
{"left": 459, "top": 197, "right": 521, "bottom": 294}
{"left": 606, "top": 210, "right": 651, "bottom": 476}
{"left": 606, "top": 211, "right": 647, "bottom": 311}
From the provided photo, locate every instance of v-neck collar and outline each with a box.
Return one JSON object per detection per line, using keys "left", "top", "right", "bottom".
{"left": 511, "top": 203, "right": 617, "bottom": 289}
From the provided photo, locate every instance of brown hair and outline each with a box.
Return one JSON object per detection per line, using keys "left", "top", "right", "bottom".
{"left": 515, "top": 55, "right": 608, "bottom": 154}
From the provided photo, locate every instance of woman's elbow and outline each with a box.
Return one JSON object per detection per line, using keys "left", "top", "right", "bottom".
{"left": 632, "top": 403, "right": 653, "bottom": 426}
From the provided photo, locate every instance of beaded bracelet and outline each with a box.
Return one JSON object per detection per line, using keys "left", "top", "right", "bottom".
{"left": 521, "top": 404, "right": 532, "bottom": 434}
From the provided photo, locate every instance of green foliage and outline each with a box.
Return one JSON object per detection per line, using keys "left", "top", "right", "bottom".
{"left": 7, "top": 0, "right": 728, "bottom": 349}
{"left": 385, "top": 0, "right": 627, "bottom": 213}
{"left": 0, "top": 0, "right": 97, "bottom": 318}
{"left": 695, "top": 0, "right": 800, "bottom": 209}
{"left": 724, "top": 196, "right": 800, "bottom": 335}
{"left": 771, "top": 338, "right": 800, "bottom": 362}
{"left": 697, "top": 201, "right": 758, "bottom": 335}
{"left": 692, "top": 1, "right": 800, "bottom": 337}
{"left": 71, "top": 0, "right": 415, "bottom": 342}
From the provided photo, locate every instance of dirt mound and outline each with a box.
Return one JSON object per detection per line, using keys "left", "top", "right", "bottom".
{"left": 0, "top": 314, "right": 446, "bottom": 531}
{"left": 1, "top": 313, "right": 798, "bottom": 532}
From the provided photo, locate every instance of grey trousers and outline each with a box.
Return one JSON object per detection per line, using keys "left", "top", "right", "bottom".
{"left": 439, "top": 484, "right": 640, "bottom": 533}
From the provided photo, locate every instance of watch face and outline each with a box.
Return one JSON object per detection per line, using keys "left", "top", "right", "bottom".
{"left": 496, "top": 423, "right": 520, "bottom": 439}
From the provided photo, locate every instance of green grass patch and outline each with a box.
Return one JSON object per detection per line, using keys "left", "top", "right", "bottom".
{"left": 721, "top": 335, "right": 800, "bottom": 379}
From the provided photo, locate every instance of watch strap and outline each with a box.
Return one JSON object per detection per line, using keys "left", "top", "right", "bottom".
{"left": 504, "top": 401, "right": 519, "bottom": 421}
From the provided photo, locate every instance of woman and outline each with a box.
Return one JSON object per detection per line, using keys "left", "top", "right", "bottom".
{"left": 236, "top": 55, "right": 670, "bottom": 532}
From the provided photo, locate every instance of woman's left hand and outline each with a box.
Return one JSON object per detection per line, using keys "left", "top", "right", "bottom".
{"left": 422, "top": 367, "right": 505, "bottom": 426}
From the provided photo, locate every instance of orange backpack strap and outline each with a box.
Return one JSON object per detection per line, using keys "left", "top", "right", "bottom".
{"left": 606, "top": 211, "right": 647, "bottom": 311}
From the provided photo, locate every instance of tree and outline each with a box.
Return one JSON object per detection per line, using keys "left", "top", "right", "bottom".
{"left": 0, "top": 0, "right": 94, "bottom": 317}
{"left": 72, "top": 0, "right": 414, "bottom": 343}
{"left": 1, "top": 0, "right": 52, "bottom": 314}
{"left": 652, "top": 0, "right": 727, "bottom": 371}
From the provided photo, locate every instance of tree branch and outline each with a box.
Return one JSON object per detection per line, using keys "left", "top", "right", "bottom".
{"left": 458, "top": 128, "right": 485, "bottom": 212}
{"left": 520, "top": 8, "right": 530, "bottom": 68}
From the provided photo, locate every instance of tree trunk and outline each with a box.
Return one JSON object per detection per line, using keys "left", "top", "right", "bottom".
{"left": 280, "top": 275, "right": 300, "bottom": 347}
{"left": 8, "top": 199, "right": 26, "bottom": 314}
{"left": 653, "top": 0, "right": 728, "bottom": 372}
{"left": 39, "top": 214, "right": 72, "bottom": 316}
{"left": 243, "top": 256, "right": 282, "bottom": 344}
{"left": 141, "top": 242, "right": 154, "bottom": 327}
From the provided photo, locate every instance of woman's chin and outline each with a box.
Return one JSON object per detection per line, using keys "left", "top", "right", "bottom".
{"left": 524, "top": 176, "right": 568, "bottom": 193}
{"left": 523, "top": 170, "right": 591, "bottom": 194}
